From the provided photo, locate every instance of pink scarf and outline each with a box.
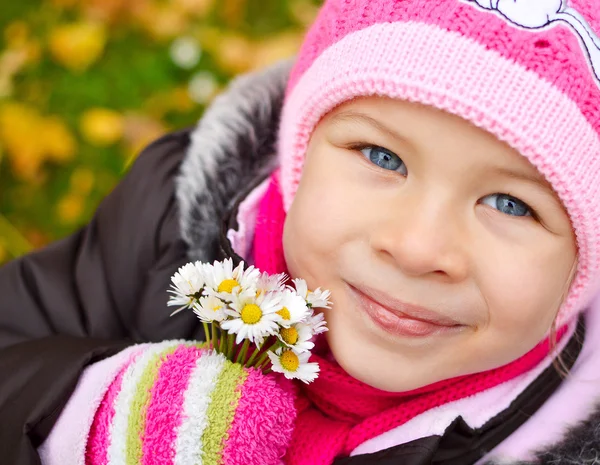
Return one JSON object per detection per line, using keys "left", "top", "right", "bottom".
{"left": 253, "top": 173, "right": 562, "bottom": 465}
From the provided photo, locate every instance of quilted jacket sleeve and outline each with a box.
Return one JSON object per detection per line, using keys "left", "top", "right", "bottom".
{"left": 0, "top": 129, "right": 203, "bottom": 465}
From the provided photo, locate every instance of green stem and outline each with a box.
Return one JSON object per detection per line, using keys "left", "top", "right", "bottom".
{"left": 258, "top": 355, "right": 272, "bottom": 371}
{"left": 235, "top": 339, "right": 250, "bottom": 364}
{"left": 219, "top": 328, "right": 226, "bottom": 354}
{"left": 202, "top": 322, "right": 211, "bottom": 345}
{"left": 245, "top": 343, "right": 263, "bottom": 367}
{"left": 227, "top": 333, "right": 236, "bottom": 360}
{"left": 254, "top": 340, "right": 280, "bottom": 368}
{"left": 211, "top": 323, "right": 218, "bottom": 353}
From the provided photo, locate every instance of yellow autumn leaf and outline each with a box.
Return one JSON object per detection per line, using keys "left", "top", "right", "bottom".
{"left": 0, "top": 102, "right": 45, "bottom": 180}
{"left": 0, "top": 103, "right": 77, "bottom": 179}
{"left": 170, "top": 87, "right": 195, "bottom": 112}
{"left": 135, "top": 5, "right": 188, "bottom": 41}
{"left": 174, "top": 0, "right": 215, "bottom": 17}
{"left": 145, "top": 87, "right": 195, "bottom": 118}
{"left": 253, "top": 32, "right": 304, "bottom": 69}
{"left": 80, "top": 108, "right": 124, "bottom": 146}
{"left": 0, "top": 102, "right": 40, "bottom": 145}
{"left": 198, "top": 27, "right": 222, "bottom": 56}
{"left": 215, "top": 34, "right": 255, "bottom": 74}
{"left": 70, "top": 168, "right": 95, "bottom": 194}
{"left": 57, "top": 193, "right": 85, "bottom": 225}
{"left": 9, "top": 148, "right": 45, "bottom": 181}
{"left": 122, "top": 114, "right": 167, "bottom": 164}
{"left": 4, "top": 21, "right": 29, "bottom": 48}
{"left": 49, "top": 22, "right": 107, "bottom": 72}
{"left": 41, "top": 116, "right": 77, "bottom": 163}
{"left": 23, "top": 39, "right": 42, "bottom": 66}
{"left": 219, "top": 0, "right": 247, "bottom": 27}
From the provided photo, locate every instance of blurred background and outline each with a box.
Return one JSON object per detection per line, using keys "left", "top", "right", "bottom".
{"left": 0, "top": 0, "right": 320, "bottom": 264}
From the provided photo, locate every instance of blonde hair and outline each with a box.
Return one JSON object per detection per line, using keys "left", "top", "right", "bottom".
{"left": 549, "top": 258, "right": 580, "bottom": 377}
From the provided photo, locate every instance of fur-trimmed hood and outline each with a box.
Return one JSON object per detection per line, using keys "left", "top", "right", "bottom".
{"left": 172, "top": 61, "right": 600, "bottom": 465}
{"left": 176, "top": 60, "right": 291, "bottom": 263}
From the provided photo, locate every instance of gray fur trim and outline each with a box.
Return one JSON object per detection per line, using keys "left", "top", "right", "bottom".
{"left": 507, "top": 404, "right": 600, "bottom": 465}
{"left": 176, "top": 59, "right": 292, "bottom": 261}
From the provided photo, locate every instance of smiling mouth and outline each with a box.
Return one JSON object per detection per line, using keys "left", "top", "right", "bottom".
{"left": 347, "top": 284, "right": 466, "bottom": 338}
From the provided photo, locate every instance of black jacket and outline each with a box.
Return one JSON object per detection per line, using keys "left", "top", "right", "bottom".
{"left": 1, "top": 61, "right": 599, "bottom": 465}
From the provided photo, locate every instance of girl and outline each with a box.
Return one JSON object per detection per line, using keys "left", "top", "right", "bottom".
{"left": 1, "top": 0, "right": 600, "bottom": 464}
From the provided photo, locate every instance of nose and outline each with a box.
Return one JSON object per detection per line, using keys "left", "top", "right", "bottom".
{"left": 370, "top": 192, "right": 469, "bottom": 282}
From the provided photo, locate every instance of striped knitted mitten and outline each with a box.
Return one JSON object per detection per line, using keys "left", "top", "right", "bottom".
{"left": 85, "top": 341, "right": 297, "bottom": 465}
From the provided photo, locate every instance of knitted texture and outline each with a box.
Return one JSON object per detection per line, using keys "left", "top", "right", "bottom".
{"left": 276, "top": 0, "right": 600, "bottom": 327}
{"left": 85, "top": 343, "right": 296, "bottom": 465}
{"left": 254, "top": 171, "right": 288, "bottom": 275}
{"left": 251, "top": 179, "right": 568, "bottom": 464}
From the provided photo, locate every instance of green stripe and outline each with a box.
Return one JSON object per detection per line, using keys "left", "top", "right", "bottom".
{"left": 125, "top": 345, "right": 179, "bottom": 465}
{"left": 200, "top": 361, "right": 248, "bottom": 465}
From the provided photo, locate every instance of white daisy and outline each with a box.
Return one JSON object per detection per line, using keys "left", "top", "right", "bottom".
{"left": 275, "top": 289, "right": 310, "bottom": 327}
{"left": 308, "top": 288, "right": 332, "bottom": 309}
{"left": 307, "top": 311, "right": 328, "bottom": 335}
{"left": 192, "top": 294, "right": 227, "bottom": 323}
{"left": 268, "top": 348, "right": 320, "bottom": 384}
{"left": 256, "top": 271, "right": 288, "bottom": 296}
{"left": 276, "top": 322, "right": 315, "bottom": 354}
{"left": 291, "top": 278, "right": 332, "bottom": 309}
{"left": 167, "top": 262, "right": 206, "bottom": 314}
{"left": 204, "top": 259, "right": 260, "bottom": 301}
{"left": 220, "top": 289, "right": 282, "bottom": 345}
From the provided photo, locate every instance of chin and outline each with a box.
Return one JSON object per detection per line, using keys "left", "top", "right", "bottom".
{"left": 343, "top": 359, "right": 422, "bottom": 392}
{"left": 325, "top": 332, "right": 424, "bottom": 392}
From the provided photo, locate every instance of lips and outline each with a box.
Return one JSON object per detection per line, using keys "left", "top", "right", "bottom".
{"left": 347, "top": 284, "right": 465, "bottom": 337}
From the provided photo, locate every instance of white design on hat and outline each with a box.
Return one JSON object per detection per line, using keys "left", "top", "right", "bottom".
{"left": 463, "top": 0, "right": 600, "bottom": 84}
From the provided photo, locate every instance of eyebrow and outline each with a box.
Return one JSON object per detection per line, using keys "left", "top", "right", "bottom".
{"left": 488, "top": 165, "right": 552, "bottom": 191}
{"left": 330, "top": 111, "right": 416, "bottom": 148}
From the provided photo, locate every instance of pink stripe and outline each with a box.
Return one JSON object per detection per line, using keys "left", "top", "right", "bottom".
{"left": 86, "top": 356, "right": 137, "bottom": 465}
{"left": 221, "top": 369, "right": 296, "bottom": 465}
{"left": 141, "top": 345, "right": 203, "bottom": 465}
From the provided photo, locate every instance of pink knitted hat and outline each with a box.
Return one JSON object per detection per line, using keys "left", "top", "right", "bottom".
{"left": 275, "top": 0, "right": 600, "bottom": 327}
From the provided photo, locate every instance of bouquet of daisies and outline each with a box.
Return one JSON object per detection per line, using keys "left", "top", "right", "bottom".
{"left": 168, "top": 259, "right": 331, "bottom": 383}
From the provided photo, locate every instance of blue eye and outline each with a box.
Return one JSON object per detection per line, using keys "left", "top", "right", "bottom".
{"left": 360, "top": 146, "right": 407, "bottom": 175}
{"left": 481, "top": 194, "right": 532, "bottom": 217}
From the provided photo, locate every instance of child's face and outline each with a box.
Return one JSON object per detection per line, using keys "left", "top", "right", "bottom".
{"left": 282, "top": 97, "right": 577, "bottom": 392}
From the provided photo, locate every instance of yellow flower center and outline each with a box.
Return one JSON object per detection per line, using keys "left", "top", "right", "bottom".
{"left": 280, "top": 326, "right": 299, "bottom": 345}
{"left": 241, "top": 304, "right": 262, "bottom": 324}
{"left": 277, "top": 307, "right": 291, "bottom": 320}
{"left": 280, "top": 350, "right": 300, "bottom": 372}
{"left": 218, "top": 279, "right": 239, "bottom": 293}
{"left": 212, "top": 304, "right": 222, "bottom": 312}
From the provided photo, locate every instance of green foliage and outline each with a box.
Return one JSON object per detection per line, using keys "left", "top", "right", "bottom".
{"left": 0, "top": 0, "right": 321, "bottom": 263}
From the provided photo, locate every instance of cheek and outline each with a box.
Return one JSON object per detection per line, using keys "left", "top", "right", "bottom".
{"left": 282, "top": 149, "right": 369, "bottom": 283}
{"left": 282, "top": 172, "right": 341, "bottom": 286}
{"left": 478, "top": 239, "right": 574, "bottom": 341}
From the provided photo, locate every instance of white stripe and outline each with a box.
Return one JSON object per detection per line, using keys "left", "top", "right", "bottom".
{"left": 106, "top": 340, "right": 185, "bottom": 465}
{"left": 173, "top": 351, "right": 228, "bottom": 465}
